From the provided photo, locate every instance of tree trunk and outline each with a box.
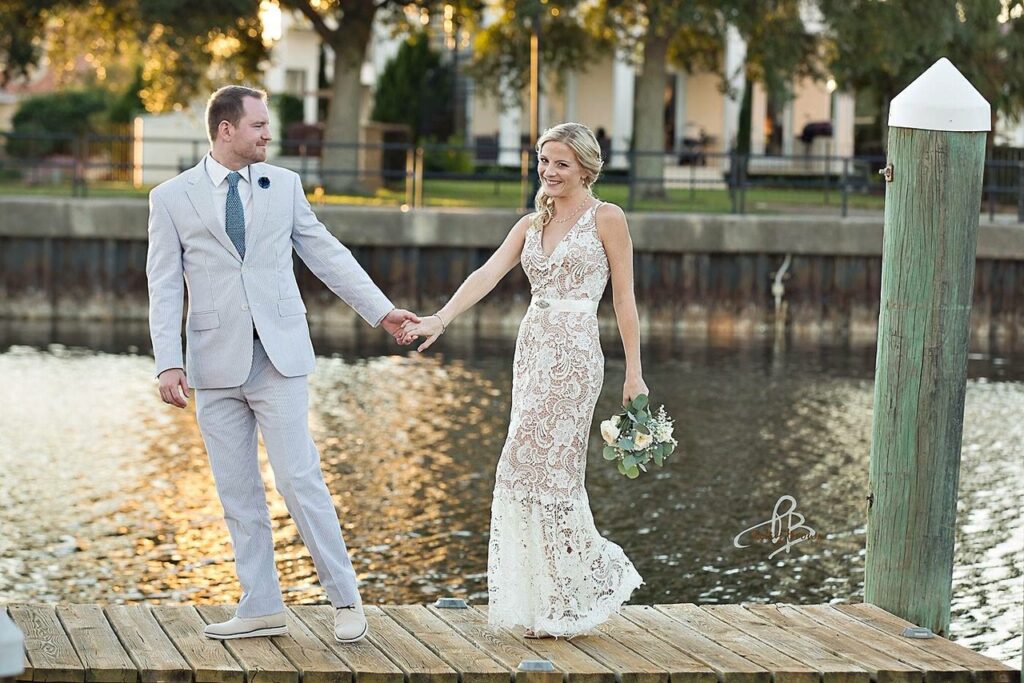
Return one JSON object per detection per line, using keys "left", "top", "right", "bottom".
{"left": 321, "top": 12, "right": 374, "bottom": 194}
{"left": 633, "top": 31, "right": 670, "bottom": 199}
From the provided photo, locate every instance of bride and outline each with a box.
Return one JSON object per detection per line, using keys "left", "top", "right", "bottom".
{"left": 401, "top": 122, "right": 644, "bottom": 638}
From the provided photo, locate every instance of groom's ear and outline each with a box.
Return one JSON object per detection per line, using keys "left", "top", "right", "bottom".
{"left": 217, "top": 120, "right": 233, "bottom": 141}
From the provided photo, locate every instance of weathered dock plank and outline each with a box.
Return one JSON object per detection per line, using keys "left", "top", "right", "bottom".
{"left": 275, "top": 610, "right": 352, "bottom": 683}
{"left": 652, "top": 604, "right": 816, "bottom": 683}
{"left": 745, "top": 604, "right": 923, "bottom": 683}
{"left": 150, "top": 605, "right": 245, "bottom": 683}
{"left": 382, "top": 605, "right": 508, "bottom": 683}
{"left": 4, "top": 602, "right": 1016, "bottom": 683}
{"left": 426, "top": 605, "right": 562, "bottom": 683}
{"left": 590, "top": 613, "right": 716, "bottom": 683}
{"left": 799, "top": 604, "right": 971, "bottom": 683}
{"left": 363, "top": 607, "right": 456, "bottom": 683}
{"left": 55, "top": 605, "right": 135, "bottom": 683}
{"left": 8, "top": 604, "right": 83, "bottom": 683}
{"left": 104, "top": 605, "right": 191, "bottom": 683}
{"left": 290, "top": 606, "right": 403, "bottom": 683}
{"left": 195, "top": 605, "right": 297, "bottom": 683}
{"left": 836, "top": 603, "right": 1020, "bottom": 683}
{"left": 473, "top": 605, "right": 615, "bottom": 683}
{"left": 705, "top": 604, "right": 870, "bottom": 683}
{"left": 621, "top": 605, "right": 769, "bottom": 683}
{"left": 561, "top": 615, "right": 672, "bottom": 683}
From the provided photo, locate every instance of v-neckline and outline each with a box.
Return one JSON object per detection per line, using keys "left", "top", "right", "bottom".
{"left": 540, "top": 203, "right": 594, "bottom": 259}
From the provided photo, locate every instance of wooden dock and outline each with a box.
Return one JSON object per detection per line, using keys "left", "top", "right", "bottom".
{"left": 5, "top": 603, "right": 1019, "bottom": 683}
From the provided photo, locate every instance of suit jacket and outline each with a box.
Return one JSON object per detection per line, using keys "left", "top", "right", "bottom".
{"left": 146, "top": 158, "right": 393, "bottom": 389}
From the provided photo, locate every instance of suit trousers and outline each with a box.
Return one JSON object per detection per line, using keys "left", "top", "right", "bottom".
{"left": 195, "top": 340, "right": 358, "bottom": 617}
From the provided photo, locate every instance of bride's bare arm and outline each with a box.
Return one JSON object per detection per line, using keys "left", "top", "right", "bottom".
{"left": 404, "top": 215, "right": 532, "bottom": 350}
{"left": 597, "top": 203, "right": 648, "bottom": 404}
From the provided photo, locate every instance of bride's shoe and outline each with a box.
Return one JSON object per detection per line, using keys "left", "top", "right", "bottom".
{"left": 524, "top": 628, "right": 555, "bottom": 639}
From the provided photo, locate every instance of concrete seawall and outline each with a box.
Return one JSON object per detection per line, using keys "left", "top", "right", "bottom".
{"left": 1, "top": 197, "right": 1022, "bottom": 348}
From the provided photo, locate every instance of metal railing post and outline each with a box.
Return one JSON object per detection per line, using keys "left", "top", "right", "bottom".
{"left": 1017, "top": 161, "right": 1024, "bottom": 223}
{"left": 519, "top": 149, "right": 530, "bottom": 211}
{"left": 405, "top": 146, "right": 415, "bottom": 208}
{"left": 626, "top": 146, "right": 636, "bottom": 212}
{"left": 414, "top": 147, "right": 424, "bottom": 208}
{"left": 739, "top": 153, "right": 747, "bottom": 214}
{"left": 75, "top": 134, "right": 87, "bottom": 197}
{"left": 987, "top": 163, "right": 995, "bottom": 221}
{"left": 729, "top": 150, "right": 738, "bottom": 214}
{"left": 299, "top": 143, "right": 308, "bottom": 184}
{"left": 824, "top": 149, "right": 831, "bottom": 206}
{"left": 841, "top": 157, "right": 850, "bottom": 218}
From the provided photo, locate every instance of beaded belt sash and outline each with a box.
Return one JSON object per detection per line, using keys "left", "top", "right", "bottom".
{"left": 530, "top": 297, "right": 599, "bottom": 314}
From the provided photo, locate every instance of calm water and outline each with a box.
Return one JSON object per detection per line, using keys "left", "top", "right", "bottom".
{"left": 1, "top": 322, "right": 1021, "bottom": 665}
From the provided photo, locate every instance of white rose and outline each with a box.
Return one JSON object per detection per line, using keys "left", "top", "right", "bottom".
{"left": 634, "top": 432, "right": 653, "bottom": 450}
{"left": 600, "top": 420, "right": 620, "bottom": 445}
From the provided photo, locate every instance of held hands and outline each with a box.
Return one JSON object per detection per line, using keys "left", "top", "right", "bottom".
{"left": 400, "top": 315, "right": 445, "bottom": 352}
{"left": 623, "top": 374, "right": 649, "bottom": 407}
{"left": 381, "top": 308, "right": 421, "bottom": 344}
{"left": 158, "top": 368, "right": 190, "bottom": 408}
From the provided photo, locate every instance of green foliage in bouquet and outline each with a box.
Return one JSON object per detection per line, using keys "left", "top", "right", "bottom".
{"left": 600, "top": 394, "right": 678, "bottom": 479}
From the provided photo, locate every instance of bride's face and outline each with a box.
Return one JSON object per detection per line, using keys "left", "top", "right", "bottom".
{"left": 538, "top": 141, "right": 585, "bottom": 198}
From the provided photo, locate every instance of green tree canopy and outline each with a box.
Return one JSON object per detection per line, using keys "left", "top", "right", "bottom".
{"left": 0, "top": 0, "right": 268, "bottom": 113}
{"left": 371, "top": 32, "right": 454, "bottom": 142}
{"left": 819, "top": 0, "right": 1024, "bottom": 148}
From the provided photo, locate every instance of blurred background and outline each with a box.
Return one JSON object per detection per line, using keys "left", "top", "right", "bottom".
{"left": 0, "top": 0, "right": 1020, "bottom": 667}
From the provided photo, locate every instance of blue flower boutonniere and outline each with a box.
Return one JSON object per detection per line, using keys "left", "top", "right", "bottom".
{"left": 258, "top": 176, "right": 270, "bottom": 189}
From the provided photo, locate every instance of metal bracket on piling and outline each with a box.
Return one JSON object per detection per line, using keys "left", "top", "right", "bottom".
{"left": 518, "top": 660, "right": 555, "bottom": 672}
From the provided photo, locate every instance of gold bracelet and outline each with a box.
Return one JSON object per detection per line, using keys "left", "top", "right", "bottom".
{"left": 432, "top": 313, "right": 447, "bottom": 333}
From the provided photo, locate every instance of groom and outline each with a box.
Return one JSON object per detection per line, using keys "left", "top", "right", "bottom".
{"left": 146, "top": 85, "right": 417, "bottom": 642}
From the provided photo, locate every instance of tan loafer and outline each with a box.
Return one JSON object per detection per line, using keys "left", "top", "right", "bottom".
{"left": 203, "top": 612, "right": 288, "bottom": 639}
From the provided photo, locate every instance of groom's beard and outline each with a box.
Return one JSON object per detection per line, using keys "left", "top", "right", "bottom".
{"left": 247, "top": 144, "right": 268, "bottom": 162}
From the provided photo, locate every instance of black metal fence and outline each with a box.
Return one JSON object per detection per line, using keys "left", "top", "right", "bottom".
{"left": 1, "top": 130, "right": 1022, "bottom": 220}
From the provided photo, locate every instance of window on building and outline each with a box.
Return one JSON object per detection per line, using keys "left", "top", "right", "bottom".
{"left": 285, "top": 69, "right": 307, "bottom": 97}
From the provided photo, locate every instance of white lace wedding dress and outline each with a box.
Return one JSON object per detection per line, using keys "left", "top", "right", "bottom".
{"left": 487, "top": 203, "right": 643, "bottom": 637}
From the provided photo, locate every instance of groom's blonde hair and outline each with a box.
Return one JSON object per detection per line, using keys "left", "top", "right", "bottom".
{"left": 206, "top": 85, "right": 267, "bottom": 144}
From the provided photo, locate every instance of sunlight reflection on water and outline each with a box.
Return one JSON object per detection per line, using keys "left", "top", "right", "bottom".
{"left": 0, "top": 337, "right": 1020, "bottom": 664}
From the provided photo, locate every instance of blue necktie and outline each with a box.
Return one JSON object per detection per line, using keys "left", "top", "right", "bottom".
{"left": 225, "top": 171, "right": 246, "bottom": 258}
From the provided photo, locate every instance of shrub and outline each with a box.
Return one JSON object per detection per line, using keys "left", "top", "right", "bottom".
{"left": 7, "top": 89, "right": 108, "bottom": 158}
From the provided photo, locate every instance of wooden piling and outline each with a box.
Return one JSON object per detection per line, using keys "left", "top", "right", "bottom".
{"left": 865, "top": 58, "right": 991, "bottom": 636}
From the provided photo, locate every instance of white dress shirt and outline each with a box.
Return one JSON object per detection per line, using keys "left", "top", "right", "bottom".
{"left": 205, "top": 153, "right": 254, "bottom": 231}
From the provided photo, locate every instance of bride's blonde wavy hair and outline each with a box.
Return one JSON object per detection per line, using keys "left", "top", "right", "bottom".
{"left": 531, "top": 122, "right": 604, "bottom": 230}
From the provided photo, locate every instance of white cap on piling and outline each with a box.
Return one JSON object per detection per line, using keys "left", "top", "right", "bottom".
{"left": 888, "top": 58, "right": 991, "bottom": 132}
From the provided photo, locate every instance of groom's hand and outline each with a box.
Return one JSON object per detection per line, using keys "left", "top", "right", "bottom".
{"left": 381, "top": 308, "right": 421, "bottom": 344}
{"left": 158, "top": 368, "right": 190, "bottom": 408}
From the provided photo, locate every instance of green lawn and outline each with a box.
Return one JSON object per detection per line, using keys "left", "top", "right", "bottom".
{"left": 0, "top": 176, "right": 890, "bottom": 214}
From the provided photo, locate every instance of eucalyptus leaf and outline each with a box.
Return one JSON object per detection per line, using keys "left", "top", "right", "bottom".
{"left": 625, "top": 465, "right": 640, "bottom": 479}
{"left": 630, "top": 394, "right": 649, "bottom": 411}
{"left": 638, "top": 462, "right": 647, "bottom": 473}
{"left": 603, "top": 445, "right": 618, "bottom": 461}
{"left": 654, "top": 452, "right": 664, "bottom": 467}
{"left": 635, "top": 424, "right": 650, "bottom": 435}
{"left": 617, "top": 437, "right": 635, "bottom": 451}
{"left": 622, "top": 454, "right": 637, "bottom": 468}
{"left": 616, "top": 460, "right": 627, "bottom": 475}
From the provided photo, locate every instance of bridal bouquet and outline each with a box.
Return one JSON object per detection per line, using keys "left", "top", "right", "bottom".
{"left": 600, "top": 394, "right": 678, "bottom": 479}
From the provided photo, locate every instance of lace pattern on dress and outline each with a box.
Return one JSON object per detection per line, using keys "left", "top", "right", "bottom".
{"left": 487, "top": 203, "right": 643, "bottom": 637}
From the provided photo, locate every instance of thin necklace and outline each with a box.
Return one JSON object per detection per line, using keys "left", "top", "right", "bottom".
{"left": 551, "top": 195, "right": 590, "bottom": 224}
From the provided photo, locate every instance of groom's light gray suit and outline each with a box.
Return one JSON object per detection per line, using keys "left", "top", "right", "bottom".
{"left": 147, "top": 156, "right": 392, "bottom": 617}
